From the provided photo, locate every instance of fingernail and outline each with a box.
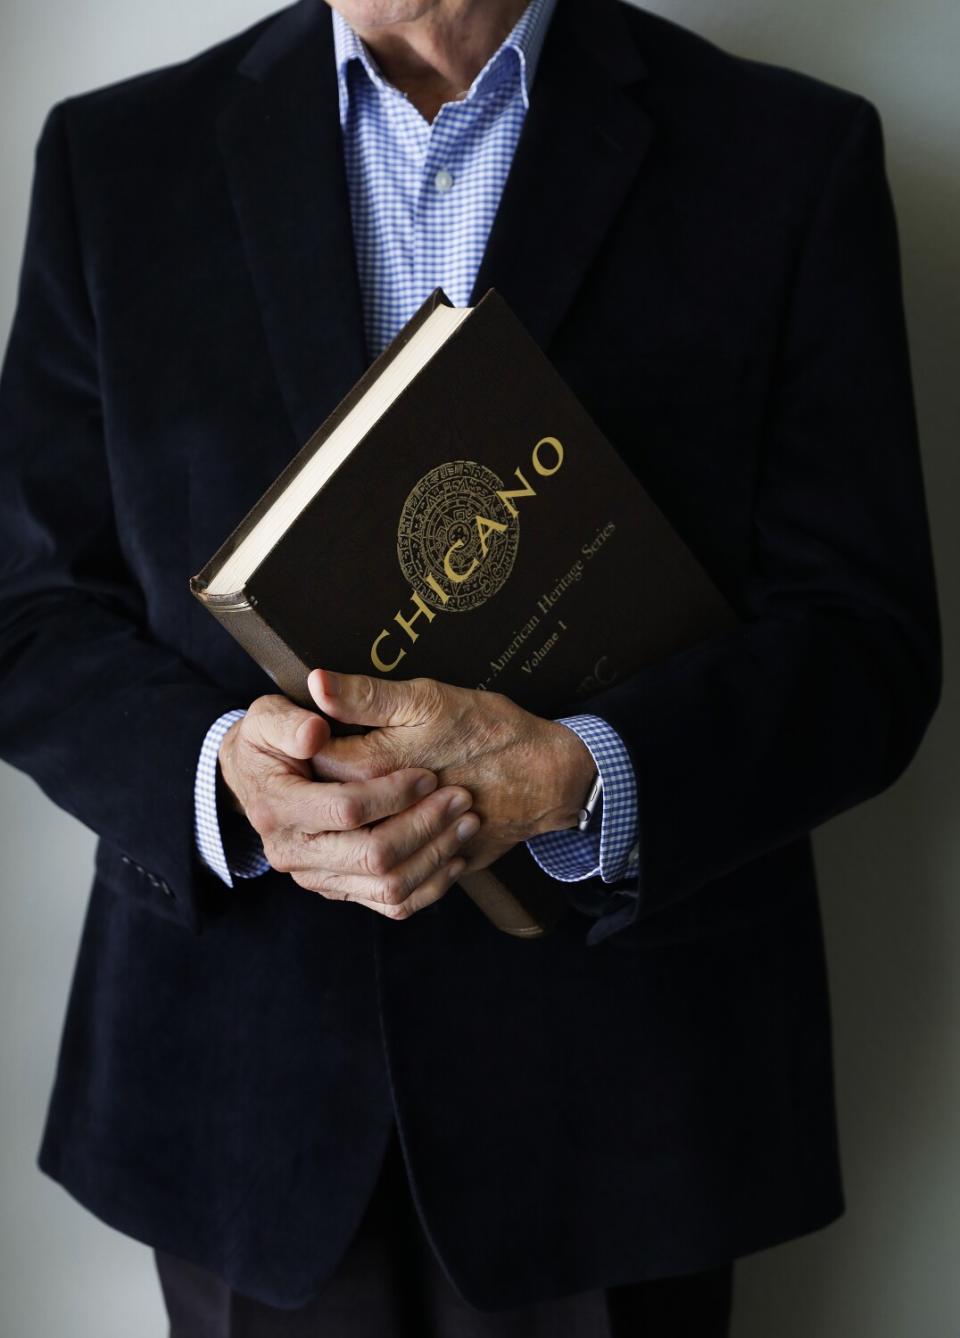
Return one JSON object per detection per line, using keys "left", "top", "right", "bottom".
{"left": 447, "top": 792, "right": 471, "bottom": 818}
{"left": 448, "top": 859, "right": 466, "bottom": 881}
{"left": 456, "top": 815, "right": 480, "bottom": 842}
{"left": 321, "top": 671, "right": 341, "bottom": 697}
{"left": 415, "top": 774, "right": 437, "bottom": 797}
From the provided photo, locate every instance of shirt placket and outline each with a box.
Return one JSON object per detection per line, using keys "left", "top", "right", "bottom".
{"left": 412, "top": 101, "right": 467, "bottom": 307}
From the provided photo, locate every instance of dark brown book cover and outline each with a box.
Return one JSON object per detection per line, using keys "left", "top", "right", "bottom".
{"left": 191, "top": 288, "right": 737, "bottom": 936}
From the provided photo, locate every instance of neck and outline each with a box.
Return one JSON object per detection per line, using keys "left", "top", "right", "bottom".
{"left": 347, "top": 1, "right": 530, "bottom": 121}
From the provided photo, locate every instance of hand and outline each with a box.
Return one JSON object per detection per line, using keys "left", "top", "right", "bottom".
{"left": 306, "top": 669, "right": 596, "bottom": 874}
{"left": 218, "top": 693, "right": 480, "bottom": 919}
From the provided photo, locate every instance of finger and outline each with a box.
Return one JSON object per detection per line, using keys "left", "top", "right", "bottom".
{"left": 302, "top": 851, "right": 470, "bottom": 921}
{"left": 348, "top": 785, "right": 474, "bottom": 873}
{"left": 247, "top": 694, "right": 331, "bottom": 761}
{"left": 310, "top": 732, "right": 398, "bottom": 784}
{"left": 307, "top": 667, "right": 441, "bottom": 730}
{"left": 376, "top": 856, "right": 467, "bottom": 920}
{"left": 372, "top": 808, "right": 479, "bottom": 901}
{"left": 281, "top": 783, "right": 473, "bottom": 875}
{"left": 290, "top": 802, "right": 478, "bottom": 894}
{"left": 255, "top": 768, "right": 441, "bottom": 839}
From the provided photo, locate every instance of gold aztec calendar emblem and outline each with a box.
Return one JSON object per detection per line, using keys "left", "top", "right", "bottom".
{"left": 396, "top": 459, "right": 520, "bottom": 613}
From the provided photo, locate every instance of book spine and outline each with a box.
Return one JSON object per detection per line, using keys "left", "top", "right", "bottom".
{"left": 189, "top": 289, "right": 455, "bottom": 597}
{"left": 459, "top": 871, "right": 553, "bottom": 938}
{"left": 193, "top": 589, "right": 314, "bottom": 710}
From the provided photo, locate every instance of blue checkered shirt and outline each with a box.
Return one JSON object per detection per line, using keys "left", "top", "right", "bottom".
{"left": 194, "top": 0, "right": 639, "bottom": 894}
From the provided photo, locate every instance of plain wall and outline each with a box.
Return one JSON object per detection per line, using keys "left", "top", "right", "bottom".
{"left": 0, "top": 2, "right": 956, "bottom": 1334}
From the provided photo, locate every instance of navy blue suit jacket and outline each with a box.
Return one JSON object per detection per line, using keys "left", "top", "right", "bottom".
{"left": 0, "top": 0, "right": 941, "bottom": 1311}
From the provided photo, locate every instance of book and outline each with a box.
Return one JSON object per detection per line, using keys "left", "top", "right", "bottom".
{"left": 191, "top": 287, "right": 737, "bottom": 937}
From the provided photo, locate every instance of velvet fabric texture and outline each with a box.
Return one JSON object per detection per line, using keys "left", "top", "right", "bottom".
{"left": 0, "top": 0, "right": 940, "bottom": 1314}
{"left": 154, "top": 1128, "right": 734, "bottom": 1336}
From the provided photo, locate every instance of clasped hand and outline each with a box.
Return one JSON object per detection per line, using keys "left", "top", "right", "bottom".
{"left": 218, "top": 668, "right": 594, "bottom": 920}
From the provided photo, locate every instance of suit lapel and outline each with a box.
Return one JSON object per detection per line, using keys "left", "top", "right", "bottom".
{"left": 216, "top": 0, "right": 367, "bottom": 448}
{"left": 471, "top": 0, "right": 651, "bottom": 349}
{"left": 215, "top": 0, "right": 651, "bottom": 451}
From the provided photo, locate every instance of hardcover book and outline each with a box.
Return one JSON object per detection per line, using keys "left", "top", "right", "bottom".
{"left": 191, "top": 288, "right": 737, "bottom": 937}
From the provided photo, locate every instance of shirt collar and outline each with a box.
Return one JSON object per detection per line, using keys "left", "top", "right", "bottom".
{"left": 331, "top": 0, "right": 559, "bottom": 128}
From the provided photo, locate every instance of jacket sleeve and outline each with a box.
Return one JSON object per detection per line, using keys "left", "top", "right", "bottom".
{"left": 0, "top": 103, "right": 245, "bottom": 933}
{"left": 573, "top": 98, "right": 941, "bottom": 942}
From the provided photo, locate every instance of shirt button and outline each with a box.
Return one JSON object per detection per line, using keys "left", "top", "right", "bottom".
{"left": 434, "top": 168, "right": 454, "bottom": 193}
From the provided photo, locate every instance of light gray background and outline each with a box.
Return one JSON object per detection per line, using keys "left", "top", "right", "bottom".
{"left": 1, "top": 1, "right": 956, "bottom": 1334}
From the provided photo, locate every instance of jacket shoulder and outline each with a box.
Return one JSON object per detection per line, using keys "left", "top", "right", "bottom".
{"left": 617, "top": 3, "right": 875, "bottom": 143}
{"left": 44, "top": 2, "right": 296, "bottom": 140}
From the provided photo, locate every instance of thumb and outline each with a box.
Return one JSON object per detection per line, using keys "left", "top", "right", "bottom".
{"left": 307, "top": 668, "right": 436, "bottom": 729}
{"left": 249, "top": 693, "right": 331, "bottom": 761}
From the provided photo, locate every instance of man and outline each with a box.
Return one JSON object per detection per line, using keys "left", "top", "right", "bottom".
{"left": 0, "top": 0, "right": 941, "bottom": 1334}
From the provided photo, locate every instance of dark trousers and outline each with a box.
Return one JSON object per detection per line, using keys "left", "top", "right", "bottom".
{"left": 155, "top": 1131, "right": 733, "bottom": 1338}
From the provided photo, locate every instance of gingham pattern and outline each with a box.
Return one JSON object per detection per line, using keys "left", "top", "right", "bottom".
{"left": 193, "top": 0, "right": 639, "bottom": 891}
{"left": 528, "top": 715, "right": 640, "bottom": 883}
{"left": 332, "top": 0, "right": 558, "bottom": 360}
{"left": 195, "top": 709, "right": 270, "bottom": 885}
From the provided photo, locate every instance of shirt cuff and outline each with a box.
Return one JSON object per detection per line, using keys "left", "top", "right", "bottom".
{"left": 525, "top": 714, "right": 639, "bottom": 886}
{"left": 194, "top": 708, "right": 271, "bottom": 887}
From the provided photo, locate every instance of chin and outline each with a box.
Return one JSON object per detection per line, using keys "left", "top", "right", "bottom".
{"left": 327, "top": 0, "right": 440, "bottom": 27}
